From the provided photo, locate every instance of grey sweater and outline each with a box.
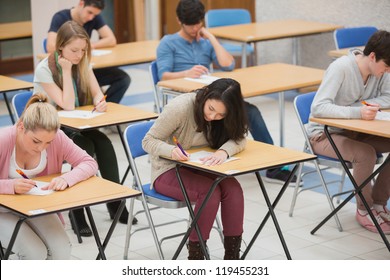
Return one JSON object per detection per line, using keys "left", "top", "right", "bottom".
{"left": 307, "top": 49, "right": 390, "bottom": 137}
{"left": 142, "top": 92, "right": 246, "bottom": 185}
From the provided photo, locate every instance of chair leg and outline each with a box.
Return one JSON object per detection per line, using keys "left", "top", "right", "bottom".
{"left": 123, "top": 197, "right": 136, "bottom": 259}
{"left": 289, "top": 162, "right": 304, "bottom": 217}
{"left": 214, "top": 214, "right": 224, "bottom": 244}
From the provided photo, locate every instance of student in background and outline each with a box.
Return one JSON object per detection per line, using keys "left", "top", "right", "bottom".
{"left": 34, "top": 21, "right": 135, "bottom": 238}
{"left": 46, "top": 0, "right": 130, "bottom": 105}
{"left": 0, "top": 93, "right": 98, "bottom": 259}
{"left": 157, "top": 0, "right": 299, "bottom": 186}
{"left": 143, "top": 78, "right": 247, "bottom": 260}
{"left": 307, "top": 30, "right": 390, "bottom": 234}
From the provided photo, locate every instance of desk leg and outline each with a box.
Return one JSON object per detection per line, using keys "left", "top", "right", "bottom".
{"left": 311, "top": 125, "right": 390, "bottom": 251}
{"left": 172, "top": 164, "right": 224, "bottom": 260}
{"left": 3, "top": 217, "right": 26, "bottom": 259}
{"left": 241, "top": 43, "right": 248, "bottom": 68}
{"left": 85, "top": 206, "right": 106, "bottom": 260}
{"left": 2, "top": 92, "right": 16, "bottom": 124}
{"left": 292, "top": 38, "right": 298, "bottom": 65}
{"left": 278, "top": 91, "right": 285, "bottom": 147}
{"left": 241, "top": 166, "right": 297, "bottom": 260}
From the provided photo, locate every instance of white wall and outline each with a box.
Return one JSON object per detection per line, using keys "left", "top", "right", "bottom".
{"left": 255, "top": 0, "right": 390, "bottom": 69}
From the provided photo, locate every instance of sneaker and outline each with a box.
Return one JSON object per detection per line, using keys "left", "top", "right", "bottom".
{"left": 356, "top": 209, "right": 390, "bottom": 234}
{"left": 264, "top": 168, "right": 303, "bottom": 187}
{"left": 376, "top": 206, "right": 390, "bottom": 223}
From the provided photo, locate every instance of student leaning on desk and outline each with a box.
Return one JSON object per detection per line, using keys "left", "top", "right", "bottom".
{"left": 33, "top": 20, "right": 135, "bottom": 239}
{"left": 143, "top": 78, "right": 247, "bottom": 260}
{"left": 0, "top": 93, "right": 98, "bottom": 259}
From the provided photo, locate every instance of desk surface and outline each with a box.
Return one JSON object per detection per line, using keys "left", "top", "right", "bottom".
{"left": 327, "top": 46, "right": 363, "bottom": 58}
{"left": 208, "top": 19, "right": 342, "bottom": 43}
{"left": 310, "top": 117, "right": 390, "bottom": 138}
{"left": 0, "top": 75, "right": 33, "bottom": 92}
{"left": 158, "top": 63, "right": 324, "bottom": 98}
{"left": 0, "top": 175, "right": 140, "bottom": 217}
{"left": 164, "top": 140, "right": 316, "bottom": 176}
{"left": 0, "top": 21, "right": 32, "bottom": 41}
{"left": 59, "top": 102, "right": 158, "bottom": 131}
{"left": 37, "top": 40, "right": 159, "bottom": 69}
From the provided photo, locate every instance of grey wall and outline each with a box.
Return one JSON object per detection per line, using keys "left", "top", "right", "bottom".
{"left": 255, "top": 0, "right": 390, "bottom": 69}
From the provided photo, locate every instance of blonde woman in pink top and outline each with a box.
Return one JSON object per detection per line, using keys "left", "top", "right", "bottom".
{"left": 0, "top": 93, "right": 98, "bottom": 259}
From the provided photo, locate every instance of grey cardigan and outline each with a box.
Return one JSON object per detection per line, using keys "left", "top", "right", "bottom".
{"left": 142, "top": 92, "right": 246, "bottom": 185}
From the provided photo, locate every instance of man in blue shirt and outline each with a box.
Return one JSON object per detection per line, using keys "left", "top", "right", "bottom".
{"left": 46, "top": 0, "right": 130, "bottom": 105}
{"left": 157, "top": 0, "right": 299, "bottom": 185}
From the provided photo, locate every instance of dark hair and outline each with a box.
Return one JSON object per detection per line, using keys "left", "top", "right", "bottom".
{"left": 363, "top": 30, "right": 390, "bottom": 66}
{"left": 83, "top": 0, "right": 105, "bottom": 10}
{"left": 176, "top": 0, "right": 205, "bottom": 25}
{"left": 194, "top": 78, "right": 248, "bottom": 149}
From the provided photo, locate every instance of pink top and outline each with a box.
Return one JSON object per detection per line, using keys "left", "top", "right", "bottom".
{"left": 0, "top": 125, "right": 98, "bottom": 194}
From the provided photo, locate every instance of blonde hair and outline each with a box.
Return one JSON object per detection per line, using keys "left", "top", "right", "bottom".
{"left": 19, "top": 93, "right": 60, "bottom": 132}
{"left": 56, "top": 20, "right": 92, "bottom": 102}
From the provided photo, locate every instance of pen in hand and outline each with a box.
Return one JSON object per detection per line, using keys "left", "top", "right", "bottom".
{"left": 361, "top": 100, "right": 381, "bottom": 112}
{"left": 173, "top": 136, "right": 188, "bottom": 157}
{"left": 16, "top": 169, "right": 37, "bottom": 188}
{"left": 91, "top": 95, "right": 107, "bottom": 113}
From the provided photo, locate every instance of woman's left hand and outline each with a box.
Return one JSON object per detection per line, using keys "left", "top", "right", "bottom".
{"left": 42, "top": 177, "right": 69, "bottom": 191}
{"left": 200, "top": 150, "right": 228, "bottom": 166}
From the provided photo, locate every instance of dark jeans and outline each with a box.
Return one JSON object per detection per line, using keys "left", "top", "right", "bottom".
{"left": 93, "top": 67, "right": 131, "bottom": 104}
{"left": 244, "top": 101, "right": 274, "bottom": 144}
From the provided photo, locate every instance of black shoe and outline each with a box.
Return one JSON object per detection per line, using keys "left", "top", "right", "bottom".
{"left": 68, "top": 209, "right": 92, "bottom": 237}
{"left": 107, "top": 201, "right": 138, "bottom": 225}
{"left": 264, "top": 168, "right": 303, "bottom": 187}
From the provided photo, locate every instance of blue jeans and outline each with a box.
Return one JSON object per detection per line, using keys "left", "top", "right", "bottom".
{"left": 93, "top": 67, "right": 131, "bottom": 104}
{"left": 245, "top": 101, "right": 274, "bottom": 145}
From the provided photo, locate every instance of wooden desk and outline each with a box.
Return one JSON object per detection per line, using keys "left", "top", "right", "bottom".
{"left": 158, "top": 63, "right": 325, "bottom": 147}
{"left": 309, "top": 117, "right": 390, "bottom": 252}
{"left": 37, "top": 40, "right": 159, "bottom": 69}
{"left": 0, "top": 175, "right": 141, "bottom": 260}
{"left": 208, "top": 19, "right": 342, "bottom": 67}
{"left": 0, "top": 21, "right": 32, "bottom": 41}
{"left": 164, "top": 140, "right": 316, "bottom": 260}
{"left": 328, "top": 46, "right": 364, "bottom": 59}
{"left": 0, "top": 75, "right": 33, "bottom": 124}
{"left": 59, "top": 102, "right": 158, "bottom": 183}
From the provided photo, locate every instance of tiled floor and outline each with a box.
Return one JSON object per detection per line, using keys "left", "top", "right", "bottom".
{"left": 2, "top": 64, "right": 389, "bottom": 260}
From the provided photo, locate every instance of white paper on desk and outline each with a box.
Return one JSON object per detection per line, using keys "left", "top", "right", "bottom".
{"left": 184, "top": 75, "right": 220, "bottom": 85}
{"left": 189, "top": 151, "right": 239, "bottom": 165}
{"left": 375, "top": 111, "right": 390, "bottom": 121}
{"left": 25, "top": 181, "right": 54, "bottom": 196}
{"left": 58, "top": 110, "right": 104, "bottom": 119}
{"left": 92, "top": 49, "right": 112, "bottom": 56}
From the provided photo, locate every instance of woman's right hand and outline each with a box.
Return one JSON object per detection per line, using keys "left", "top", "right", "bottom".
{"left": 361, "top": 105, "right": 379, "bottom": 120}
{"left": 171, "top": 147, "right": 189, "bottom": 161}
{"left": 13, "top": 179, "right": 36, "bottom": 194}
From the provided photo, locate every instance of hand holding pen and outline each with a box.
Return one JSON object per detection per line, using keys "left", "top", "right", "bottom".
{"left": 361, "top": 100, "right": 381, "bottom": 120}
{"left": 15, "top": 169, "right": 38, "bottom": 193}
{"left": 91, "top": 95, "right": 107, "bottom": 113}
{"left": 172, "top": 136, "right": 189, "bottom": 160}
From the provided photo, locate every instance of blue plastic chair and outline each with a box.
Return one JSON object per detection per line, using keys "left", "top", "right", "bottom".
{"left": 43, "top": 38, "right": 48, "bottom": 53}
{"left": 205, "top": 9, "right": 256, "bottom": 65}
{"left": 333, "top": 26, "right": 378, "bottom": 49}
{"left": 149, "top": 61, "right": 162, "bottom": 113}
{"left": 11, "top": 90, "right": 33, "bottom": 120}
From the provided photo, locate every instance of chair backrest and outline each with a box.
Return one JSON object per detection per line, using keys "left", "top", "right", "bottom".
{"left": 205, "top": 9, "right": 251, "bottom": 28}
{"left": 149, "top": 61, "right": 162, "bottom": 113}
{"left": 12, "top": 90, "right": 33, "bottom": 120}
{"left": 294, "top": 91, "right": 316, "bottom": 126}
{"left": 43, "top": 38, "right": 48, "bottom": 53}
{"left": 125, "top": 120, "right": 154, "bottom": 160}
{"left": 333, "top": 26, "right": 378, "bottom": 49}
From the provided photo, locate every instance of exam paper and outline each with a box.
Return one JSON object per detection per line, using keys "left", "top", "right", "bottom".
{"left": 189, "top": 151, "right": 239, "bottom": 165}
{"left": 184, "top": 75, "right": 220, "bottom": 85}
{"left": 58, "top": 110, "right": 104, "bottom": 119}
{"left": 26, "top": 181, "right": 54, "bottom": 196}
{"left": 375, "top": 111, "right": 390, "bottom": 121}
{"left": 92, "top": 49, "right": 112, "bottom": 56}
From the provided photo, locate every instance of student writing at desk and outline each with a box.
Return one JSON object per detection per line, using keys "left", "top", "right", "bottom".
{"left": 157, "top": 0, "right": 299, "bottom": 186}
{"left": 143, "top": 78, "right": 248, "bottom": 260}
{"left": 307, "top": 30, "right": 390, "bottom": 234}
{"left": 0, "top": 93, "right": 98, "bottom": 259}
{"left": 34, "top": 21, "right": 135, "bottom": 238}
{"left": 46, "top": 0, "right": 130, "bottom": 105}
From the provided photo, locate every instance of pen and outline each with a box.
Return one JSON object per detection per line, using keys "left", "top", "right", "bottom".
{"left": 91, "top": 95, "right": 107, "bottom": 113}
{"left": 173, "top": 136, "right": 188, "bottom": 157}
{"left": 16, "top": 169, "right": 37, "bottom": 188}
{"left": 361, "top": 100, "right": 381, "bottom": 112}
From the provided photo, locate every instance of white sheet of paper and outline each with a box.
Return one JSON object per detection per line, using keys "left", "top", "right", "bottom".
{"left": 25, "top": 181, "right": 54, "bottom": 196}
{"left": 184, "top": 75, "right": 220, "bottom": 85}
{"left": 58, "top": 110, "right": 104, "bottom": 119}
{"left": 375, "top": 111, "right": 390, "bottom": 121}
{"left": 92, "top": 49, "right": 112, "bottom": 56}
{"left": 188, "top": 151, "right": 239, "bottom": 165}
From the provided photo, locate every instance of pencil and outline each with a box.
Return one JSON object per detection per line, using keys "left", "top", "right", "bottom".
{"left": 173, "top": 136, "right": 188, "bottom": 157}
{"left": 91, "top": 95, "right": 107, "bottom": 113}
{"left": 361, "top": 100, "right": 381, "bottom": 112}
{"left": 16, "top": 169, "right": 37, "bottom": 188}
